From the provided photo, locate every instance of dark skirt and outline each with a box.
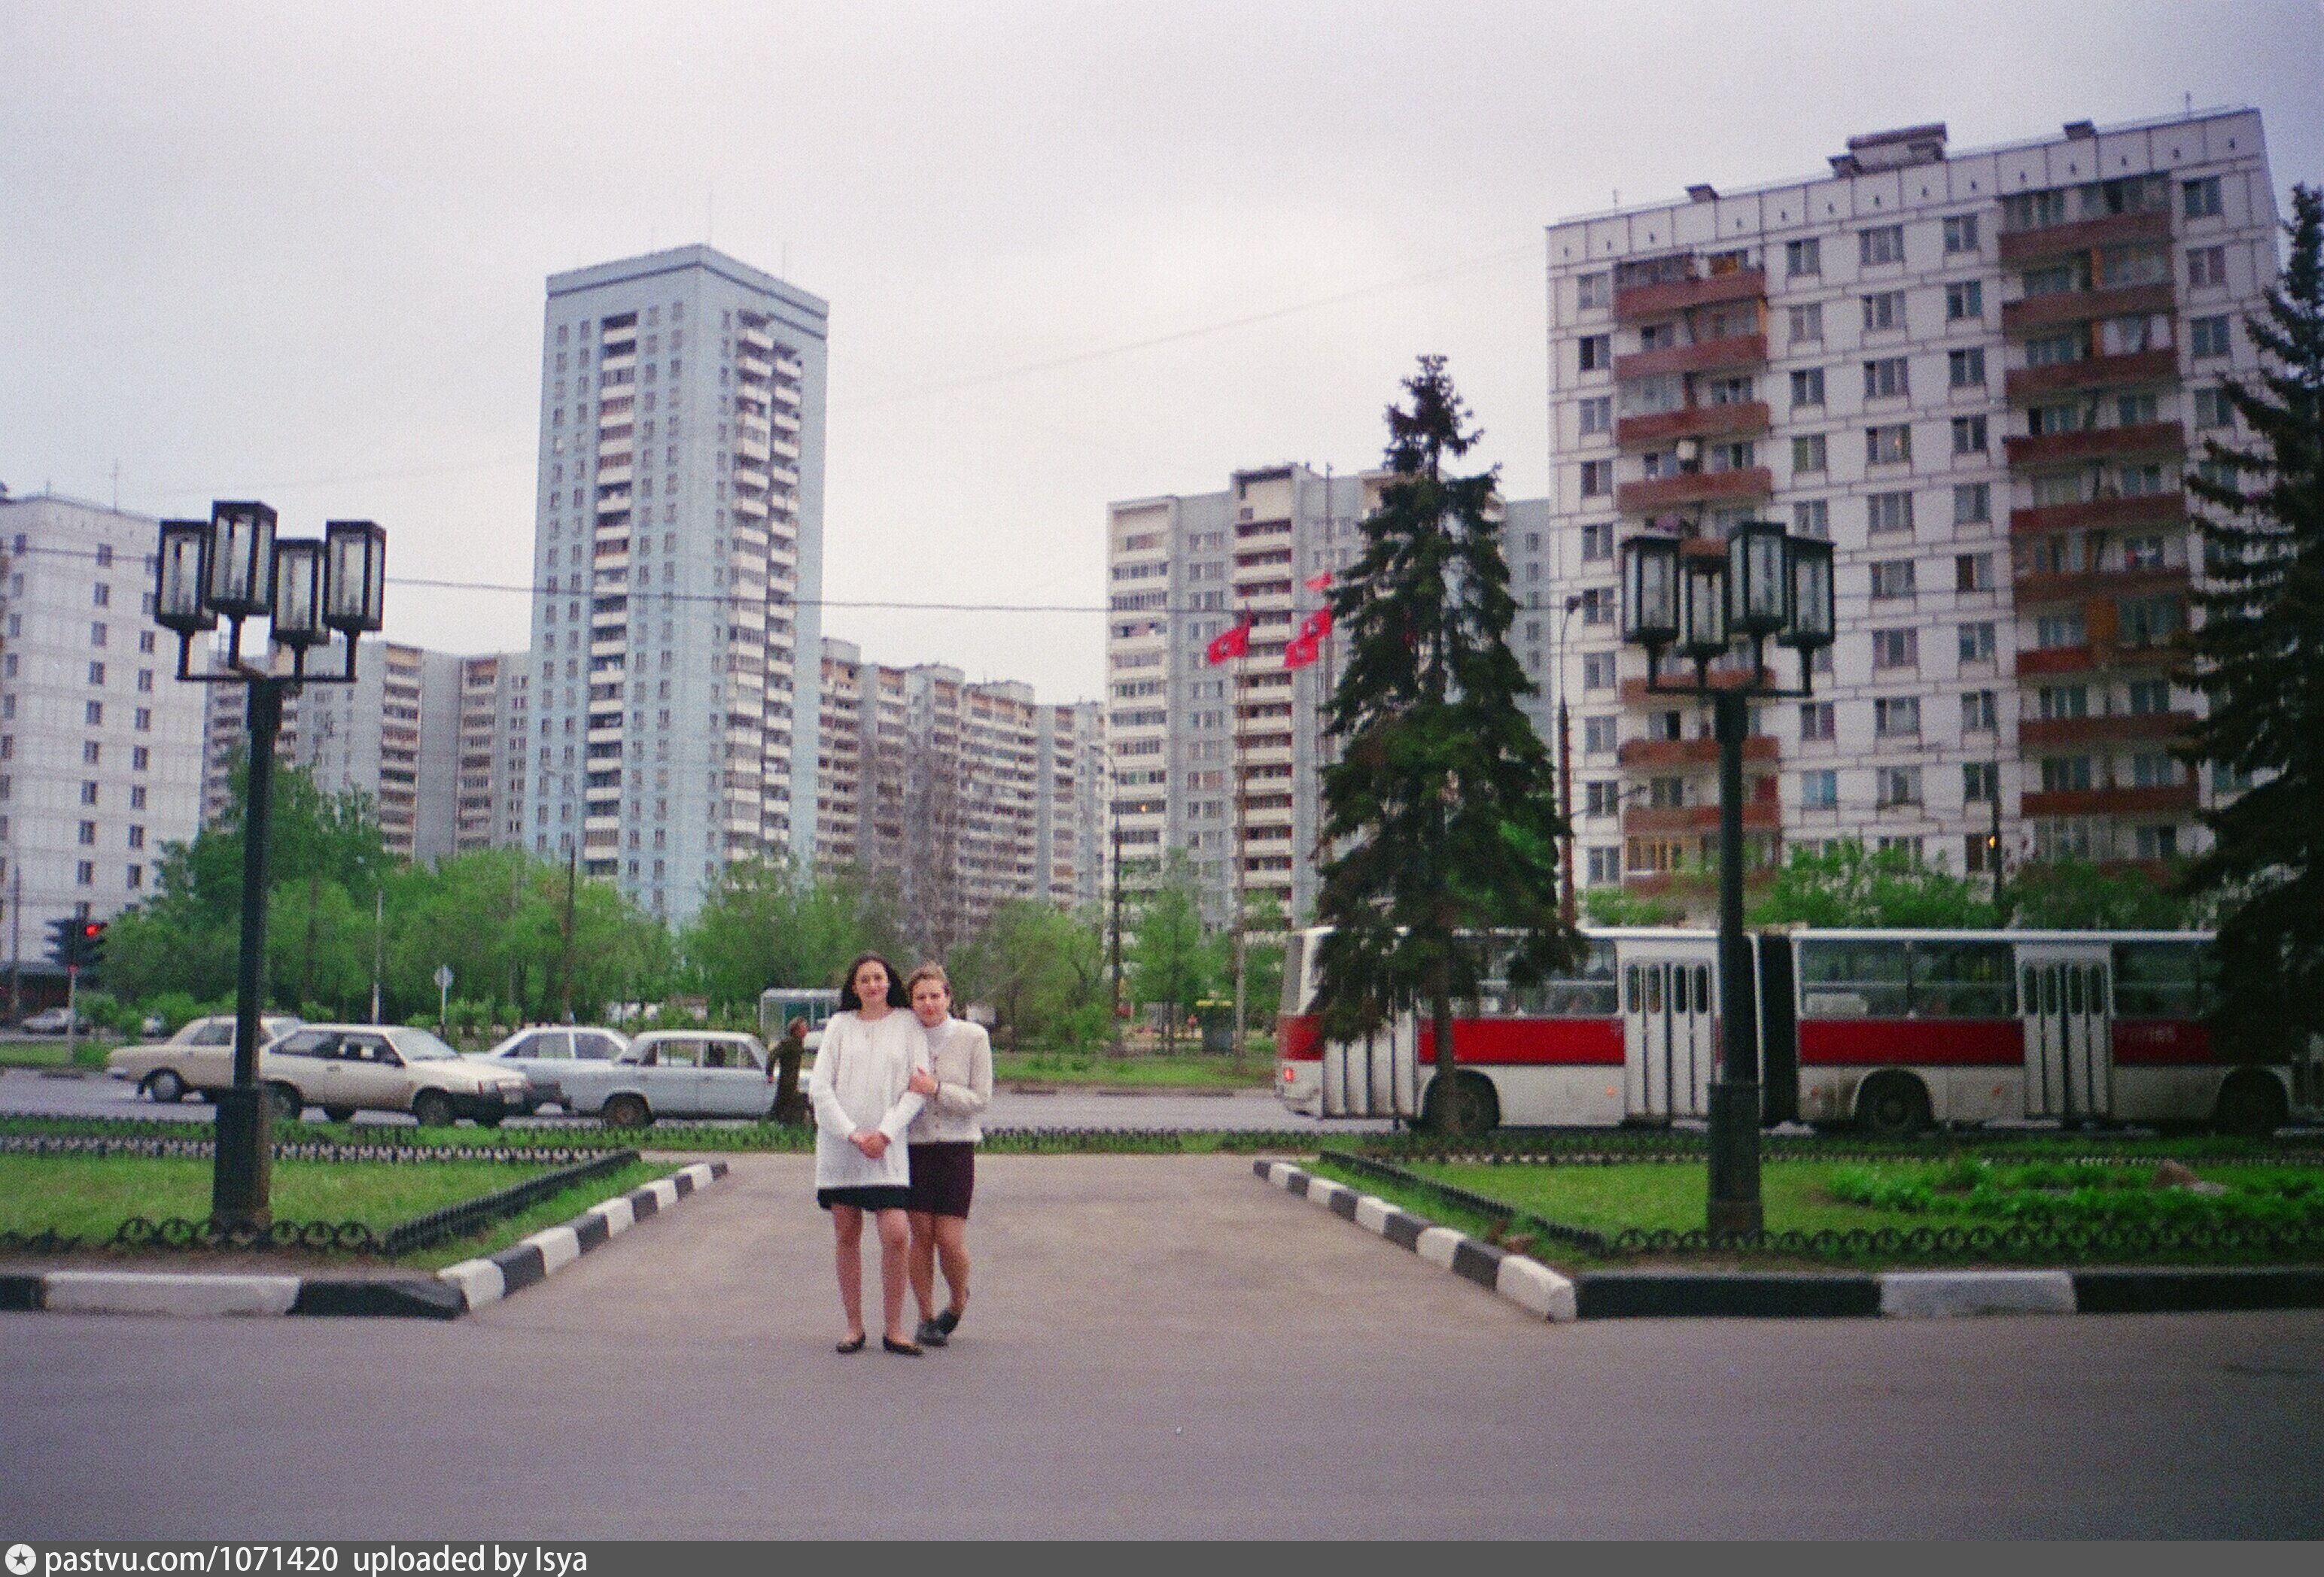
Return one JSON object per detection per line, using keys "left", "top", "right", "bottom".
{"left": 906, "top": 1141, "right": 976, "bottom": 1219}
{"left": 817, "top": 1184, "right": 913, "bottom": 1214}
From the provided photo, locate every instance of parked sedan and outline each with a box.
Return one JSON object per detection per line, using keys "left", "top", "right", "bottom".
{"left": 106, "top": 1014, "right": 304, "bottom": 1103}
{"left": 265, "top": 1023, "right": 528, "bottom": 1127}
{"left": 467, "top": 1025, "right": 631, "bottom": 1113}
{"left": 555, "top": 1030, "right": 776, "bottom": 1127}
{"left": 21, "top": 1007, "right": 90, "bottom": 1035}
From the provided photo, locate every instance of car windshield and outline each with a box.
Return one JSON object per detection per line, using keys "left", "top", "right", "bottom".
{"left": 387, "top": 1028, "right": 460, "bottom": 1062}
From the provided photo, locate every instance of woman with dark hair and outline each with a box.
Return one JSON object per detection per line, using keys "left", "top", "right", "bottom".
{"left": 808, "top": 952, "right": 938, "bottom": 1355}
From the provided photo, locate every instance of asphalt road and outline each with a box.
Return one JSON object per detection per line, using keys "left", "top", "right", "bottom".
{"left": 0, "top": 1065, "right": 1381, "bottom": 1133}
{"left": 4, "top": 1152, "right": 2321, "bottom": 1539}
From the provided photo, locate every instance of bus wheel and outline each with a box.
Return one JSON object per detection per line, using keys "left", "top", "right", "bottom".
{"left": 2213, "top": 1071, "right": 2288, "bottom": 1138}
{"left": 1854, "top": 1073, "right": 1930, "bottom": 1139}
{"left": 1422, "top": 1073, "right": 1500, "bottom": 1137}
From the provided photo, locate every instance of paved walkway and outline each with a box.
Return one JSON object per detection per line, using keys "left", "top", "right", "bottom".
{"left": 5, "top": 1152, "right": 2323, "bottom": 1537}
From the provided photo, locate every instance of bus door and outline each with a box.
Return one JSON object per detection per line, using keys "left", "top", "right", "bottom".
{"left": 2019, "top": 945, "right": 2113, "bottom": 1120}
{"left": 1322, "top": 1011, "right": 1417, "bottom": 1120}
{"left": 1623, "top": 947, "right": 1716, "bottom": 1120}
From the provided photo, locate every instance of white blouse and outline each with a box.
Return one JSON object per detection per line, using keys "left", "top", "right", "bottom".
{"left": 806, "top": 1008, "right": 930, "bottom": 1193}
{"left": 905, "top": 1017, "right": 993, "bottom": 1145}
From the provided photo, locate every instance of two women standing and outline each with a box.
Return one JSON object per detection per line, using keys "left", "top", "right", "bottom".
{"left": 806, "top": 953, "right": 990, "bottom": 1357}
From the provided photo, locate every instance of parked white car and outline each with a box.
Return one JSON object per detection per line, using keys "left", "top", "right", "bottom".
{"left": 265, "top": 1023, "right": 528, "bottom": 1127}
{"left": 467, "top": 1025, "right": 631, "bottom": 1114}
{"left": 106, "top": 1014, "right": 304, "bottom": 1103}
{"left": 555, "top": 1030, "right": 777, "bottom": 1127}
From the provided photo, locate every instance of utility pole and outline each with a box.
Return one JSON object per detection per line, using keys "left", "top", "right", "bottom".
{"left": 1109, "top": 813, "right": 1125, "bottom": 1057}
{"left": 8, "top": 865, "right": 20, "bottom": 1027}
{"left": 1988, "top": 756, "right": 2005, "bottom": 913}
{"left": 369, "top": 886, "right": 384, "bottom": 1025}
{"left": 558, "top": 841, "right": 578, "bottom": 1023}
{"left": 1230, "top": 634, "right": 1249, "bottom": 1068}
{"left": 1556, "top": 594, "right": 1581, "bottom": 925}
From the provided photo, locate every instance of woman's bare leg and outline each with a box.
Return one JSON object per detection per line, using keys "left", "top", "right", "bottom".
{"left": 934, "top": 1215, "right": 970, "bottom": 1318}
{"left": 831, "top": 1205, "right": 865, "bottom": 1339}
{"left": 875, "top": 1208, "right": 914, "bottom": 1343}
{"left": 907, "top": 1210, "right": 939, "bottom": 1322}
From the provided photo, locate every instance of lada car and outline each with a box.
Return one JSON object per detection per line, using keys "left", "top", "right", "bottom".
{"left": 467, "top": 1025, "right": 631, "bottom": 1114}
{"left": 555, "top": 1029, "right": 775, "bottom": 1128}
{"left": 264, "top": 1023, "right": 528, "bottom": 1127}
{"left": 106, "top": 1014, "right": 304, "bottom": 1103}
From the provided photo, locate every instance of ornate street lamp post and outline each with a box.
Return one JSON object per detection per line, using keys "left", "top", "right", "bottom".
{"left": 1620, "top": 520, "right": 1833, "bottom": 1234}
{"left": 154, "top": 505, "right": 385, "bottom": 1231}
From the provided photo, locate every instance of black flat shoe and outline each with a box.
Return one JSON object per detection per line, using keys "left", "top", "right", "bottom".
{"left": 882, "top": 1335, "right": 923, "bottom": 1356}
{"left": 836, "top": 1333, "right": 867, "bottom": 1354}
{"left": 915, "top": 1317, "right": 948, "bottom": 1348}
{"left": 934, "top": 1306, "right": 963, "bottom": 1337}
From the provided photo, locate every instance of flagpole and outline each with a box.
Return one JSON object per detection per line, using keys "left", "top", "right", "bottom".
{"left": 1230, "top": 617, "right": 1249, "bottom": 1068}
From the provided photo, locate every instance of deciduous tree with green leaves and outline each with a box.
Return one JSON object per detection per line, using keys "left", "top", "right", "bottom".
{"left": 1748, "top": 839, "right": 1998, "bottom": 930}
{"left": 2183, "top": 183, "right": 2324, "bottom": 1053}
{"left": 1310, "top": 356, "right": 1581, "bottom": 1132}
{"left": 1128, "top": 852, "right": 1212, "bottom": 1053}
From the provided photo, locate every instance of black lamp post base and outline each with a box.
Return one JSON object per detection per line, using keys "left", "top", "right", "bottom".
{"left": 210, "top": 1086, "right": 273, "bottom": 1231}
{"left": 1705, "top": 1079, "right": 1763, "bottom": 1236}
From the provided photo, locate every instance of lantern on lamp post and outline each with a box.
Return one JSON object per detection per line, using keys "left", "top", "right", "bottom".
{"left": 1619, "top": 520, "right": 1832, "bottom": 1236}
{"left": 152, "top": 502, "right": 386, "bottom": 1232}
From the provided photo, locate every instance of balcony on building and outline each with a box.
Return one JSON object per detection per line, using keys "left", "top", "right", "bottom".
{"left": 2019, "top": 710, "right": 2196, "bottom": 749}
{"left": 1619, "top": 666, "right": 1776, "bottom": 707}
{"left": 2005, "top": 349, "right": 2180, "bottom": 405}
{"left": 1613, "top": 333, "right": 1766, "bottom": 383}
{"left": 2012, "top": 563, "right": 2191, "bottom": 608}
{"left": 1615, "top": 400, "right": 1771, "bottom": 451}
{"left": 1618, "top": 734, "right": 1778, "bottom": 768}
{"left": 2002, "top": 281, "right": 2176, "bottom": 337}
{"left": 2020, "top": 782, "right": 2198, "bottom": 818}
{"left": 1622, "top": 801, "right": 1782, "bottom": 836}
{"left": 2010, "top": 491, "right": 2185, "bottom": 536}
{"left": 1614, "top": 262, "right": 1766, "bottom": 325}
{"left": 2004, "top": 421, "right": 2185, "bottom": 469}
{"left": 1614, "top": 466, "right": 1772, "bottom": 515}
{"left": 1997, "top": 208, "right": 2172, "bottom": 267}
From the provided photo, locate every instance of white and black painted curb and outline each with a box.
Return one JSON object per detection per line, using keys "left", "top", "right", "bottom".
{"left": 0, "top": 1161, "right": 726, "bottom": 1319}
{"left": 1258, "top": 1159, "right": 1578, "bottom": 1322}
{"left": 1254, "top": 1160, "right": 2324, "bottom": 1320}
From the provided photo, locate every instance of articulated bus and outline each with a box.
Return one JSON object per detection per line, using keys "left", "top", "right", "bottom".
{"left": 1276, "top": 926, "right": 2319, "bottom": 1136}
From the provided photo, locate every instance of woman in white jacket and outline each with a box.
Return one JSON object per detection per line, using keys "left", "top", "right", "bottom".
{"left": 808, "top": 953, "right": 937, "bottom": 1355}
{"left": 901, "top": 962, "right": 993, "bottom": 1348}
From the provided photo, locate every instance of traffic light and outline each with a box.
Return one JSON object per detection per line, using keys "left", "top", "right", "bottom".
{"left": 75, "top": 920, "right": 107, "bottom": 972}
{"left": 44, "top": 918, "right": 76, "bottom": 969}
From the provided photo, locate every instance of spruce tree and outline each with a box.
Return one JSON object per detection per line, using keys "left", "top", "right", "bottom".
{"left": 1310, "top": 356, "right": 1580, "bottom": 1132}
{"left": 2184, "top": 184, "right": 2324, "bottom": 1054}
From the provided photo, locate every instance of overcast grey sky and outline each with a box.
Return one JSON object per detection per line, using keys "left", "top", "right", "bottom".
{"left": 4, "top": 2, "right": 2317, "bottom": 703}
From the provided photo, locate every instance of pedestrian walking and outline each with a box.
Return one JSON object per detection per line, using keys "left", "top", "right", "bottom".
{"left": 808, "top": 952, "right": 938, "bottom": 1355}
{"left": 902, "top": 962, "right": 992, "bottom": 1347}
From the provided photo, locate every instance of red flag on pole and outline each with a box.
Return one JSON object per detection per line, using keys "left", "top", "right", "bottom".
{"left": 1303, "top": 570, "right": 1334, "bottom": 593}
{"left": 1282, "top": 631, "right": 1319, "bottom": 670}
{"left": 1204, "top": 617, "right": 1252, "bottom": 665}
{"left": 1300, "top": 606, "right": 1334, "bottom": 641}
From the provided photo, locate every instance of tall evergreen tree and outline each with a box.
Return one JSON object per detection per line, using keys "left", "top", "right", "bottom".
{"left": 1311, "top": 356, "right": 1580, "bottom": 1132}
{"left": 2184, "top": 184, "right": 2324, "bottom": 1054}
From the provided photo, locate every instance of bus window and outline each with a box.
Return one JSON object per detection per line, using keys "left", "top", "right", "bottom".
{"left": 1695, "top": 965, "right": 1711, "bottom": 1012}
{"left": 1279, "top": 932, "right": 1310, "bottom": 1016}
{"left": 1798, "top": 938, "right": 1909, "bottom": 1016}
{"left": 1626, "top": 965, "right": 1641, "bottom": 1013}
{"left": 1672, "top": 967, "right": 1688, "bottom": 1014}
{"left": 1909, "top": 940, "right": 2016, "bottom": 1017}
{"left": 2088, "top": 964, "right": 2107, "bottom": 1015}
{"left": 2067, "top": 967, "right": 2084, "bottom": 1016}
{"left": 1645, "top": 967, "right": 1662, "bottom": 1014}
{"left": 2112, "top": 941, "right": 2202, "bottom": 1017}
{"left": 2023, "top": 966, "right": 2038, "bottom": 1013}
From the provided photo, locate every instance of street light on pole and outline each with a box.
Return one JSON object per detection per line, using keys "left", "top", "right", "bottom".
{"left": 1620, "top": 518, "right": 1833, "bottom": 1235}
{"left": 1552, "top": 592, "right": 1583, "bottom": 925}
{"left": 155, "top": 503, "right": 386, "bottom": 1232}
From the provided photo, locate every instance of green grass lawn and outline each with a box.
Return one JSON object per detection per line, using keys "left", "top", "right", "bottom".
{"left": 0, "top": 1039, "right": 116, "bottom": 1070}
{"left": 1308, "top": 1155, "right": 2324, "bottom": 1269}
{"left": 0, "top": 1152, "right": 662, "bottom": 1267}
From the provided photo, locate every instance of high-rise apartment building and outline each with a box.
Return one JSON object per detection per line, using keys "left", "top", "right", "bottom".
{"left": 0, "top": 494, "right": 206, "bottom": 934}
{"left": 455, "top": 652, "right": 530, "bottom": 853}
{"left": 1543, "top": 110, "right": 2277, "bottom": 896}
{"left": 817, "top": 637, "right": 1107, "bottom": 947}
{"left": 1106, "top": 465, "right": 1378, "bottom": 925}
{"left": 526, "top": 247, "right": 827, "bottom": 922}
{"left": 202, "top": 641, "right": 488, "bottom": 864}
